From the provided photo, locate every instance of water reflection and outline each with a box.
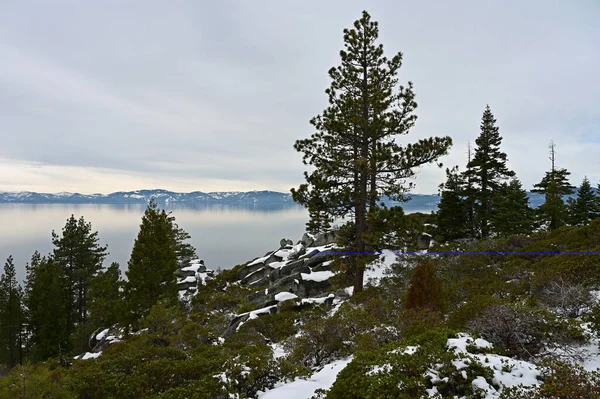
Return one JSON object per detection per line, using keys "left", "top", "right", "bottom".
{"left": 0, "top": 203, "right": 308, "bottom": 281}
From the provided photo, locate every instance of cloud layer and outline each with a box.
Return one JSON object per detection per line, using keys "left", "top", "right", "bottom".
{"left": 1, "top": 0, "right": 598, "bottom": 194}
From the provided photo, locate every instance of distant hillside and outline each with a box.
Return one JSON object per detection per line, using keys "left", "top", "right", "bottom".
{"left": 0, "top": 189, "right": 294, "bottom": 205}
{"left": 0, "top": 189, "right": 575, "bottom": 210}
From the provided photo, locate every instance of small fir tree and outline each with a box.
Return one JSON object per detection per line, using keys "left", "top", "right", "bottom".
{"left": 88, "top": 262, "right": 124, "bottom": 330}
{"left": 489, "top": 179, "right": 537, "bottom": 236}
{"left": 26, "top": 257, "right": 70, "bottom": 361}
{"left": 532, "top": 142, "right": 575, "bottom": 230}
{"left": 124, "top": 199, "right": 180, "bottom": 328}
{"left": 0, "top": 256, "right": 24, "bottom": 368}
{"left": 52, "top": 215, "right": 108, "bottom": 335}
{"left": 436, "top": 166, "right": 470, "bottom": 241}
{"left": 568, "top": 176, "right": 599, "bottom": 226}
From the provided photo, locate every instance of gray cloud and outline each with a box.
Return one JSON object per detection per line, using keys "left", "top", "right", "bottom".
{"left": 0, "top": 0, "right": 599, "bottom": 194}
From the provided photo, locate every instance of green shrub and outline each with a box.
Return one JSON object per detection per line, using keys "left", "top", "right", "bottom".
{"left": 326, "top": 328, "right": 496, "bottom": 399}
{"left": 289, "top": 316, "right": 352, "bottom": 368}
{"left": 237, "top": 309, "right": 298, "bottom": 343}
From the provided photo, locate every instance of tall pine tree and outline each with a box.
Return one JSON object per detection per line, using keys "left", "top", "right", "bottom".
{"left": 568, "top": 176, "right": 599, "bottom": 226}
{"left": 465, "top": 105, "right": 515, "bottom": 238}
{"left": 124, "top": 200, "right": 180, "bottom": 328}
{"left": 0, "top": 256, "right": 24, "bottom": 368}
{"left": 292, "top": 11, "right": 452, "bottom": 293}
{"left": 532, "top": 141, "right": 575, "bottom": 231}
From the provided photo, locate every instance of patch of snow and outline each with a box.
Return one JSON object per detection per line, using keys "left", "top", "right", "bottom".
{"left": 258, "top": 357, "right": 353, "bottom": 399}
{"left": 271, "top": 343, "right": 288, "bottom": 359}
{"left": 301, "top": 271, "right": 335, "bottom": 282}
{"left": 95, "top": 328, "right": 109, "bottom": 341}
{"left": 275, "top": 292, "right": 299, "bottom": 302}
{"left": 181, "top": 264, "right": 202, "bottom": 272}
{"left": 178, "top": 276, "right": 196, "bottom": 284}
{"left": 299, "top": 244, "right": 338, "bottom": 259}
{"left": 389, "top": 345, "right": 419, "bottom": 356}
{"left": 274, "top": 249, "right": 291, "bottom": 259}
{"left": 362, "top": 249, "right": 396, "bottom": 286}
{"left": 235, "top": 305, "right": 279, "bottom": 331}
{"left": 196, "top": 271, "right": 212, "bottom": 286}
{"left": 301, "top": 294, "right": 335, "bottom": 305}
{"left": 269, "top": 261, "right": 285, "bottom": 269}
{"left": 448, "top": 333, "right": 540, "bottom": 396}
{"left": 248, "top": 253, "right": 272, "bottom": 267}
{"left": 80, "top": 352, "right": 102, "bottom": 360}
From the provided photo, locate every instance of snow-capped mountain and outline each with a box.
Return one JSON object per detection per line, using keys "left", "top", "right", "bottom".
{"left": 0, "top": 189, "right": 295, "bottom": 204}
{"left": 0, "top": 189, "right": 573, "bottom": 209}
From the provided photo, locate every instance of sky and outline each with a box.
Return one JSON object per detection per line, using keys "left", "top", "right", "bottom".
{"left": 0, "top": 0, "right": 599, "bottom": 195}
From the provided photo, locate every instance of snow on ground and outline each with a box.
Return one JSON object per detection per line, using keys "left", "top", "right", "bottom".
{"left": 301, "top": 271, "right": 335, "bottom": 282}
{"left": 248, "top": 253, "right": 273, "bottom": 267}
{"left": 447, "top": 334, "right": 540, "bottom": 398}
{"left": 582, "top": 337, "right": 600, "bottom": 371}
{"left": 95, "top": 328, "right": 109, "bottom": 341}
{"left": 364, "top": 249, "right": 396, "bottom": 285}
{"left": 271, "top": 343, "right": 288, "bottom": 359}
{"left": 275, "top": 292, "right": 299, "bottom": 302}
{"left": 181, "top": 264, "right": 202, "bottom": 272}
{"left": 301, "top": 294, "right": 335, "bottom": 305}
{"left": 258, "top": 357, "right": 353, "bottom": 399}
{"left": 79, "top": 352, "right": 102, "bottom": 360}
{"left": 299, "top": 244, "right": 338, "bottom": 259}
{"left": 236, "top": 305, "right": 278, "bottom": 331}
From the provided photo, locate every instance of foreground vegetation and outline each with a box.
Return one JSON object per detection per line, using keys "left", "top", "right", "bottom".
{"left": 3, "top": 219, "right": 600, "bottom": 397}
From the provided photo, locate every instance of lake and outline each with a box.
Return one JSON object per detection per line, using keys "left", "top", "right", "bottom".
{"left": 0, "top": 202, "right": 436, "bottom": 282}
{"left": 0, "top": 203, "right": 310, "bottom": 282}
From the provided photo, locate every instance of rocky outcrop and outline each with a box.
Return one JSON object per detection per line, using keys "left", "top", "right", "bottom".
{"left": 239, "top": 233, "right": 340, "bottom": 306}
{"left": 88, "top": 326, "right": 123, "bottom": 353}
{"left": 222, "top": 232, "right": 343, "bottom": 335}
{"left": 176, "top": 258, "right": 215, "bottom": 303}
{"left": 417, "top": 232, "right": 433, "bottom": 250}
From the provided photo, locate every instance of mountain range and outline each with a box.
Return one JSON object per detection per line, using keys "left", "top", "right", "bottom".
{"left": 0, "top": 189, "right": 295, "bottom": 205}
{"left": 0, "top": 189, "right": 564, "bottom": 211}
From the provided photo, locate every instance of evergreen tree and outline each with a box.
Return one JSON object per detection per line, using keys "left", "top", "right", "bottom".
{"left": 568, "top": 176, "right": 599, "bottom": 226}
{"left": 466, "top": 106, "right": 515, "bottom": 237}
{"left": 52, "top": 215, "right": 108, "bottom": 336}
{"left": 489, "top": 179, "right": 536, "bottom": 236}
{"left": 24, "top": 250, "right": 43, "bottom": 300}
{"left": 124, "top": 199, "right": 179, "bottom": 327}
{"left": 22, "top": 251, "right": 44, "bottom": 355}
{"left": 166, "top": 215, "right": 197, "bottom": 265}
{"left": 88, "top": 262, "right": 124, "bottom": 329}
{"left": 532, "top": 142, "right": 575, "bottom": 231}
{"left": 436, "top": 166, "right": 470, "bottom": 241}
{"left": 0, "top": 256, "right": 24, "bottom": 368}
{"left": 292, "top": 11, "right": 452, "bottom": 294}
{"left": 26, "top": 257, "right": 70, "bottom": 361}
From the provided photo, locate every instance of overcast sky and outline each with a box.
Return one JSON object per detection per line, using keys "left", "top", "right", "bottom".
{"left": 1, "top": 0, "right": 598, "bottom": 195}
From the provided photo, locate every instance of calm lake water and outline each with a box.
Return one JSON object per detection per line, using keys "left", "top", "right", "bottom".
{"left": 0, "top": 203, "right": 309, "bottom": 282}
